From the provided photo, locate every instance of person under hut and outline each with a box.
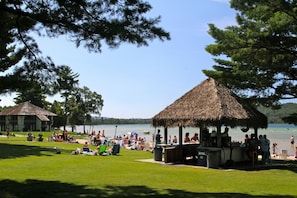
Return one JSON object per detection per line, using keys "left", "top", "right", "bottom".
{"left": 184, "top": 132, "right": 190, "bottom": 143}
{"left": 155, "top": 129, "right": 162, "bottom": 146}
{"left": 190, "top": 133, "right": 199, "bottom": 143}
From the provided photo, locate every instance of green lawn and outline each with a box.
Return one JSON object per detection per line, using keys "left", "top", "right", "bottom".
{"left": 0, "top": 135, "right": 297, "bottom": 198}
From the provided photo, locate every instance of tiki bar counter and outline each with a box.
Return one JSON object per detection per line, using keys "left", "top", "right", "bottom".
{"left": 153, "top": 127, "right": 252, "bottom": 168}
{"left": 152, "top": 78, "right": 267, "bottom": 168}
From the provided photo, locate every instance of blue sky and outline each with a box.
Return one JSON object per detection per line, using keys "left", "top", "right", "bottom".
{"left": 1, "top": 0, "right": 237, "bottom": 118}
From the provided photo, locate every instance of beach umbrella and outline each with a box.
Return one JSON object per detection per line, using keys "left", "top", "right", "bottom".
{"left": 131, "top": 131, "right": 138, "bottom": 136}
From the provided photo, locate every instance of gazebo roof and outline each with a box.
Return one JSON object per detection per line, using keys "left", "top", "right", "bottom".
{"left": 152, "top": 78, "right": 267, "bottom": 128}
{"left": 0, "top": 101, "right": 56, "bottom": 120}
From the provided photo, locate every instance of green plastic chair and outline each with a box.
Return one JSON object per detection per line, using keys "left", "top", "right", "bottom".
{"left": 98, "top": 145, "right": 107, "bottom": 155}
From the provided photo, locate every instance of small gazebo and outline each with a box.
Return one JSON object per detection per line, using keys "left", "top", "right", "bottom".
{"left": 0, "top": 101, "right": 56, "bottom": 131}
{"left": 152, "top": 78, "right": 267, "bottom": 165}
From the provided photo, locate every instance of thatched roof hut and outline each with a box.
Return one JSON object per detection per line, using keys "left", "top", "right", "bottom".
{"left": 152, "top": 78, "right": 267, "bottom": 129}
{"left": 152, "top": 78, "right": 267, "bottom": 148}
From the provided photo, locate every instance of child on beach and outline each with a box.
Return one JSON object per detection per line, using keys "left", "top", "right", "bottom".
{"left": 290, "top": 135, "right": 294, "bottom": 145}
{"left": 290, "top": 135, "right": 295, "bottom": 155}
{"left": 272, "top": 143, "right": 277, "bottom": 156}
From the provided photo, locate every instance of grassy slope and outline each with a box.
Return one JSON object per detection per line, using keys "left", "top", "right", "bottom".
{"left": 0, "top": 137, "right": 297, "bottom": 198}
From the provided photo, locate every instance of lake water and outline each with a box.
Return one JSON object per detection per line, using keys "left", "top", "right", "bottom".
{"left": 67, "top": 123, "right": 297, "bottom": 156}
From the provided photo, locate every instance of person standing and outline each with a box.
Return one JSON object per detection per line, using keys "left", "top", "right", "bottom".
{"left": 262, "top": 135, "right": 271, "bottom": 165}
{"left": 63, "top": 130, "right": 68, "bottom": 141}
{"left": 290, "top": 135, "right": 294, "bottom": 146}
{"left": 272, "top": 143, "right": 277, "bottom": 156}
{"left": 290, "top": 135, "right": 295, "bottom": 155}
{"left": 244, "top": 134, "right": 250, "bottom": 145}
{"left": 6, "top": 128, "right": 10, "bottom": 138}
{"left": 155, "top": 129, "right": 162, "bottom": 146}
{"left": 259, "top": 134, "right": 265, "bottom": 161}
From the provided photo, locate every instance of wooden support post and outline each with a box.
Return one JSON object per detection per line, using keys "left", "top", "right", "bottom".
{"left": 217, "top": 125, "right": 222, "bottom": 147}
{"left": 179, "top": 126, "right": 183, "bottom": 146}
{"left": 254, "top": 128, "right": 258, "bottom": 139}
{"left": 164, "top": 127, "right": 168, "bottom": 144}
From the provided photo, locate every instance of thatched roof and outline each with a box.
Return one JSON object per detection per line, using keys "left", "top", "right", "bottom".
{"left": 152, "top": 78, "right": 267, "bottom": 128}
{"left": 0, "top": 102, "right": 56, "bottom": 121}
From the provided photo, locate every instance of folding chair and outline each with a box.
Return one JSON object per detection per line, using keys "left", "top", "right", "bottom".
{"left": 111, "top": 144, "right": 120, "bottom": 155}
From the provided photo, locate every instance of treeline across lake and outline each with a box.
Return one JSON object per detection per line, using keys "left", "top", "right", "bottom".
{"left": 88, "top": 103, "right": 297, "bottom": 125}
{"left": 87, "top": 117, "right": 152, "bottom": 125}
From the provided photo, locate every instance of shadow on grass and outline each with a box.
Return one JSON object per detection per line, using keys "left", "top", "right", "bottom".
{"left": 218, "top": 159, "right": 297, "bottom": 173}
{"left": 181, "top": 157, "right": 297, "bottom": 174}
{"left": 0, "top": 143, "right": 67, "bottom": 159}
{"left": 1, "top": 142, "right": 297, "bottom": 174}
{"left": 0, "top": 179, "right": 294, "bottom": 198}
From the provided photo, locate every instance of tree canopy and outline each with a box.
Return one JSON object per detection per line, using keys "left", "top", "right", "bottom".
{"left": 203, "top": 0, "right": 297, "bottom": 108}
{"left": 0, "top": 0, "right": 170, "bottom": 94}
